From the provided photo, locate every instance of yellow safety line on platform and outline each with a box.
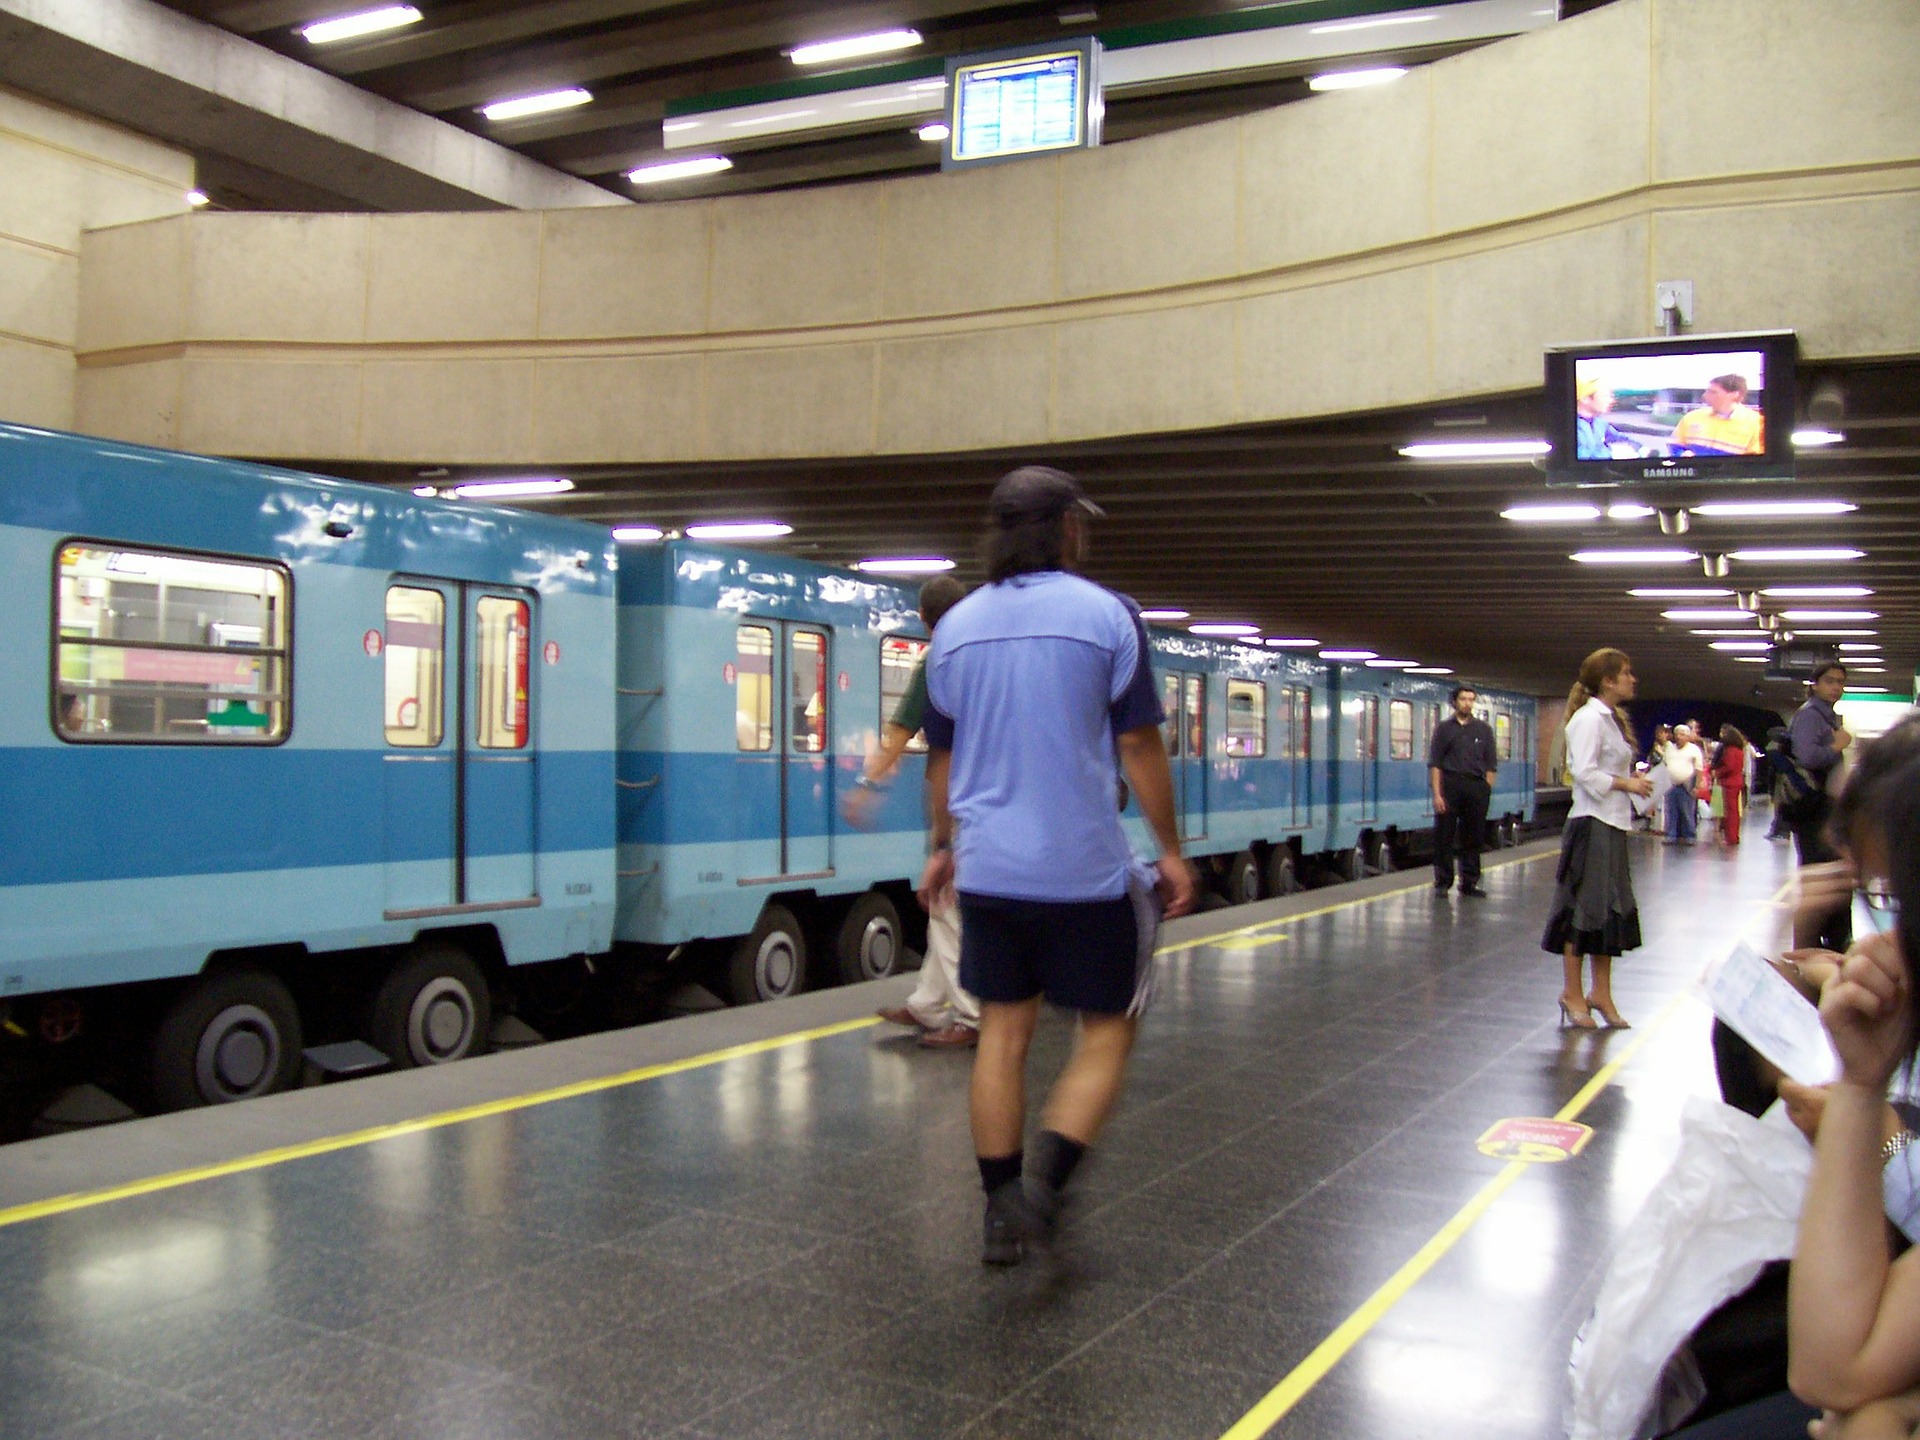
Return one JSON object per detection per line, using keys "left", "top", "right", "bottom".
{"left": 1158, "top": 847, "right": 1556, "bottom": 957}
{"left": 0, "top": 1015, "right": 879, "bottom": 1230}
{"left": 1218, "top": 873, "right": 1798, "bottom": 1439}
{"left": 1218, "top": 993, "right": 1685, "bottom": 1440}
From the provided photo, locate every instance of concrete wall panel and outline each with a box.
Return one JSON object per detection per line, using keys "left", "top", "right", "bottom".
{"left": 539, "top": 204, "right": 711, "bottom": 340}
{"left": 0, "top": 243, "right": 77, "bottom": 347}
{"left": 77, "top": 218, "right": 186, "bottom": 353}
{"left": 1059, "top": 122, "right": 1241, "bottom": 298}
{"left": 710, "top": 188, "right": 885, "bottom": 332}
{"left": 366, "top": 212, "right": 542, "bottom": 343}
{"left": 360, "top": 359, "right": 536, "bottom": 463}
{"left": 532, "top": 355, "right": 704, "bottom": 462}
{"left": 703, "top": 345, "right": 877, "bottom": 459}
{"left": 0, "top": 337, "right": 75, "bottom": 429}
{"left": 187, "top": 213, "right": 369, "bottom": 343}
{"left": 1239, "top": 266, "right": 1433, "bottom": 421}
{"left": 1053, "top": 304, "right": 1240, "bottom": 440}
{"left": 881, "top": 160, "right": 1060, "bottom": 319}
{"left": 178, "top": 358, "right": 361, "bottom": 458}
{"left": 75, "top": 358, "right": 180, "bottom": 448}
{"left": 876, "top": 327, "right": 1054, "bottom": 453}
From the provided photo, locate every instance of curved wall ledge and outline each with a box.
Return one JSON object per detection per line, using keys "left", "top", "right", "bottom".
{"left": 73, "top": 0, "right": 1920, "bottom": 465}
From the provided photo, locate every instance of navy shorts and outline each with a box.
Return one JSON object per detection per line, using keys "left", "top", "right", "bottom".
{"left": 957, "top": 876, "right": 1161, "bottom": 1016}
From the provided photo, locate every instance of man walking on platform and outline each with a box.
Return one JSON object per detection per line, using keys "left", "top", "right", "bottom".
{"left": 918, "top": 465, "right": 1196, "bottom": 1267}
{"left": 1429, "top": 686, "right": 1497, "bottom": 897}
{"left": 1788, "top": 661, "right": 1854, "bottom": 951}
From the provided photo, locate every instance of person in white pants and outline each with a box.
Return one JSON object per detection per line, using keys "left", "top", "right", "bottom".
{"left": 842, "top": 574, "right": 979, "bottom": 1048}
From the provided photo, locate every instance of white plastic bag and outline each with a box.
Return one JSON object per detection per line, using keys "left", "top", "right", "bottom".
{"left": 1565, "top": 1096, "right": 1812, "bottom": 1440}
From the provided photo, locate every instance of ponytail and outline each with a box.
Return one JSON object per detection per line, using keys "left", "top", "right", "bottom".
{"left": 1571, "top": 647, "right": 1637, "bottom": 745}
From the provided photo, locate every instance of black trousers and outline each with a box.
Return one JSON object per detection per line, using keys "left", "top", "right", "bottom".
{"left": 1433, "top": 773, "right": 1491, "bottom": 888}
{"left": 1787, "top": 790, "right": 1852, "bottom": 951}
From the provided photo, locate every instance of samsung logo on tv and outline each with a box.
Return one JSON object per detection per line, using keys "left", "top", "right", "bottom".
{"left": 1645, "top": 465, "right": 1697, "bottom": 478}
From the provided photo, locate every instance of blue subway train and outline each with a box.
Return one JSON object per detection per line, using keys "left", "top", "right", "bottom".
{"left": 0, "top": 423, "right": 1534, "bottom": 1113}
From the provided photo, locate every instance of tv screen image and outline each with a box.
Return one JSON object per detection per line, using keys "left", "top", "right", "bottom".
{"left": 1573, "top": 350, "right": 1768, "bottom": 462}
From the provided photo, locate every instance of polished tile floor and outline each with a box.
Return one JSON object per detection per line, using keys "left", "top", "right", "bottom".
{"left": 0, "top": 832, "right": 1794, "bottom": 1439}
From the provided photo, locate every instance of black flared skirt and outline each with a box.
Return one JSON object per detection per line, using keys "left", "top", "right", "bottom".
{"left": 1541, "top": 816, "right": 1643, "bottom": 956}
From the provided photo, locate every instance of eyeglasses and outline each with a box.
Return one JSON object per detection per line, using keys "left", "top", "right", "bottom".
{"left": 1860, "top": 880, "right": 1899, "bottom": 931}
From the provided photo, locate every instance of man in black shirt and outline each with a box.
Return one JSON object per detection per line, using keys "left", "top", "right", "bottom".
{"left": 1429, "top": 686, "right": 1498, "bottom": 897}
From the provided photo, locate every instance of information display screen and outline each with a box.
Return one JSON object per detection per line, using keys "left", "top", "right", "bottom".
{"left": 945, "top": 40, "right": 1099, "bottom": 169}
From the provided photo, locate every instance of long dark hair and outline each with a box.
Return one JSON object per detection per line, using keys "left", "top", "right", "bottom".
{"left": 983, "top": 512, "right": 1069, "bottom": 583}
{"left": 1563, "top": 647, "right": 1635, "bottom": 745}
{"left": 1832, "top": 716, "right": 1920, "bottom": 856}
{"left": 1868, "top": 751, "right": 1920, "bottom": 1067}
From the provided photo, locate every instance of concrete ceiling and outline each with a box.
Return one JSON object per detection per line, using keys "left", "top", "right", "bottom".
{"left": 314, "top": 356, "right": 1920, "bottom": 703}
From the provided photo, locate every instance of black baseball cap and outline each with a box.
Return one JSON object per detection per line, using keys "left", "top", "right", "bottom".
{"left": 988, "top": 465, "right": 1106, "bottom": 523}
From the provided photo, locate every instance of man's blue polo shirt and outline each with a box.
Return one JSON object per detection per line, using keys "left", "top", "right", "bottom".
{"left": 923, "top": 571, "right": 1163, "bottom": 903}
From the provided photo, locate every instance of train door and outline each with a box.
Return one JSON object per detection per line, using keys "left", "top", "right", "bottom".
{"left": 382, "top": 580, "right": 538, "bottom": 915}
{"left": 1281, "top": 685, "right": 1310, "bottom": 826}
{"left": 1159, "top": 670, "right": 1208, "bottom": 842}
{"left": 732, "top": 620, "right": 833, "bottom": 882}
{"left": 1356, "top": 694, "right": 1381, "bottom": 820}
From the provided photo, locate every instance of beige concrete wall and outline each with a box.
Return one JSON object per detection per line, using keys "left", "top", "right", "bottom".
{"left": 72, "top": 0, "right": 1920, "bottom": 465}
{"left": 0, "top": 85, "right": 193, "bottom": 431}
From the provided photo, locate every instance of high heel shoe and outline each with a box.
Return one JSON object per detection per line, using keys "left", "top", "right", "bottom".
{"left": 1558, "top": 997, "right": 1599, "bottom": 1030}
{"left": 1586, "top": 996, "right": 1631, "bottom": 1029}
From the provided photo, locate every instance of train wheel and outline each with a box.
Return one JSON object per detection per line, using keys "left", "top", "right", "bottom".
{"left": 1343, "top": 844, "right": 1368, "bottom": 883}
{"left": 149, "top": 969, "right": 303, "bottom": 1110}
{"left": 1266, "top": 848, "right": 1302, "bottom": 897}
{"left": 1222, "top": 851, "right": 1262, "bottom": 906}
{"left": 730, "top": 904, "right": 808, "bottom": 1005}
{"left": 1369, "top": 834, "right": 1397, "bottom": 874}
{"left": 369, "top": 943, "right": 492, "bottom": 1068}
{"left": 836, "top": 892, "right": 903, "bottom": 984}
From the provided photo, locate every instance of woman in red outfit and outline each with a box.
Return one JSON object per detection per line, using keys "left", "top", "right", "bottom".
{"left": 1713, "top": 724, "right": 1749, "bottom": 845}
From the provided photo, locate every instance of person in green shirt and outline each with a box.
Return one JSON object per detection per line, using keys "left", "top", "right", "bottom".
{"left": 843, "top": 575, "right": 979, "bottom": 1048}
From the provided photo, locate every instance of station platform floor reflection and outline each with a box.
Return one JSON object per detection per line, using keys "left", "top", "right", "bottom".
{"left": 0, "top": 829, "right": 1800, "bottom": 1439}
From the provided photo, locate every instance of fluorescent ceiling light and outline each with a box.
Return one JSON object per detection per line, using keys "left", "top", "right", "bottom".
{"left": 1307, "top": 67, "right": 1408, "bottom": 91}
{"left": 482, "top": 88, "right": 593, "bottom": 122}
{"left": 685, "top": 521, "right": 792, "bottom": 540}
{"left": 1710, "top": 641, "right": 1772, "bottom": 652}
{"left": 1792, "top": 429, "right": 1846, "bottom": 447}
{"left": 1762, "top": 586, "right": 1873, "bottom": 598}
{"left": 1608, "top": 503, "right": 1657, "bottom": 519}
{"left": 1571, "top": 550, "right": 1698, "bottom": 565}
{"left": 1732, "top": 656, "right": 1770, "bottom": 663}
{"left": 852, "top": 557, "right": 955, "bottom": 574}
{"left": 1662, "top": 609, "right": 1753, "bottom": 621}
{"left": 1190, "top": 623, "right": 1259, "bottom": 636}
{"left": 1399, "top": 440, "right": 1550, "bottom": 460}
{"left": 790, "top": 29, "right": 922, "bottom": 66}
{"left": 1406, "top": 666, "right": 1455, "bottom": 675}
{"left": 1310, "top": 13, "right": 1436, "bottom": 34}
{"left": 411, "top": 485, "right": 437, "bottom": 498}
{"left": 1843, "top": 686, "right": 1892, "bottom": 694}
{"left": 186, "top": 189, "right": 211, "bottom": 207}
{"left": 1690, "top": 499, "right": 1857, "bottom": 518}
{"left": 1629, "top": 588, "right": 1733, "bottom": 598}
{"left": 1730, "top": 548, "right": 1864, "bottom": 562}
{"left": 1139, "top": 609, "right": 1189, "bottom": 621}
{"left": 629, "top": 156, "right": 733, "bottom": 184}
{"left": 1365, "top": 659, "right": 1419, "bottom": 669}
{"left": 1500, "top": 503, "right": 1599, "bottom": 522}
{"left": 449, "top": 476, "right": 574, "bottom": 499}
{"left": 917, "top": 122, "right": 950, "bottom": 142}
{"left": 1691, "top": 628, "right": 1765, "bottom": 636}
{"left": 1838, "top": 643, "right": 1883, "bottom": 651}
{"left": 612, "top": 525, "right": 665, "bottom": 543}
{"left": 300, "top": 5, "right": 421, "bottom": 44}
{"left": 1850, "top": 665, "right": 1889, "bottom": 673}
{"left": 1781, "top": 610, "right": 1879, "bottom": 621}
{"left": 1320, "top": 649, "right": 1377, "bottom": 662}
{"left": 1793, "top": 629, "right": 1878, "bottom": 637}
{"left": 1264, "top": 637, "right": 1319, "bottom": 648}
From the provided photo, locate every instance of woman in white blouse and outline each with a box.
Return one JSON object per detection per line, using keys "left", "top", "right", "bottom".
{"left": 1542, "top": 648, "right": 1654, "bottom": 1028}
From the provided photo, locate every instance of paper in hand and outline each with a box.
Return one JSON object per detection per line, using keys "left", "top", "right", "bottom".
{"left": 1697, "top": 939, "right": 1841, "bottom": 1087}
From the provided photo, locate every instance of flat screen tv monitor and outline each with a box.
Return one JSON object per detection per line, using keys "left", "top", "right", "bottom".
{"left": 1544, "top": 330, "right": 1798, "bottom": 486}
{"left": 943, "top": 38, "right": 1100, "bottom": 170}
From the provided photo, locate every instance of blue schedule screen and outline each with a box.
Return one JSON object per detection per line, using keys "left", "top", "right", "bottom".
{"left": 952, "top": 51, "right": 1086, "bottom": 163}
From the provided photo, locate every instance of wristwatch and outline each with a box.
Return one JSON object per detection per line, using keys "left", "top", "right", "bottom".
{"left": 1882, "top": 1130, "right": 1916, "bottom": 1165}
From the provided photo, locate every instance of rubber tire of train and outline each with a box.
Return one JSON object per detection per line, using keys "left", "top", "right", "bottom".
{"left": 1224, "top": 851, "right": 1262, "bottom": 907}
{"left": 835, "top": 892, "right": 903, "bottom": 985}
{"left": 1343, "top": 845, "right": 1368, "bottom": 883}
{"left": 368, "top": 943, "right": 492, "bottom": 1069}
{"left": 149, "top": 968, "right": 303, "bottom": 1111}
{"left": 1266, "top": 848, "right": 1302, "bottom": 897}
{"left": 730, "top": 904, "right": 808, "bottom": 1006}
{"left": 1369, "top": 834, "right": 1397, "bottom": 874}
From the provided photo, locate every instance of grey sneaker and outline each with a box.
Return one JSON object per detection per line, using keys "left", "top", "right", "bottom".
{"left": 982, "top": 1181, "right": 1042, "bottom": 1266}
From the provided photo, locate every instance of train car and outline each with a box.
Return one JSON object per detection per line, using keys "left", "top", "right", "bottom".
{"left": 0, "top": 423, "right": 617, "bottom": 1109}
{"left": 613, "top": 542, "right": 933, "bottom": 1006}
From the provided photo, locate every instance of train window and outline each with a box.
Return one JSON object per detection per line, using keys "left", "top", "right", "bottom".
{"left": 474, "top": 597, "right": 530, "bottom": 749}
{"left": 384, "top": 587, "right": 443, "bottom": 746}
{"left": 1389, "top": 700, "right": 1414, "bottom": 761}
{"left": 1496, "top": 711, "right": 1514, "bottom": 761}
{"left": 1285, "top": 687, "right": 1313, "bottom": 761}
{"left": 736, "top": 626, "right": 773, "bottom": 752}
{"left": 1225, "top": 679, "right": 1266, "bottom": 757}
{"left": 55, "top": 543, "right": 288, "bottom": 743}
{"left": 1357, "top": 696, "right": 1379, "bottom": 760}
{"left": 790, "top": 631, "right": 828, "bottom": 754}
{"left": 1161, "top": 673, "right": 1181, "bottom": 756}
{"left": 1184, "top": 674, "right": 1206, "bottom": 758}
{"left": 880, "top": 636, "right": 929, "bottom": 754}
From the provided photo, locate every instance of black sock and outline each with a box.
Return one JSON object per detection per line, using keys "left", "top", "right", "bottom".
{"left": 978, "top": 1152, "right": 1023, "bottom": 1196}
{"left": 1034, "top": 1130, "right": 1086, "bottom": 1192}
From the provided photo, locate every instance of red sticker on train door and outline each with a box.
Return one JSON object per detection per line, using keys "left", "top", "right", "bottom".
{"left": 363, "top": 629, "right": 384, "bottom": 657}
{"left": 723, "top": 662, "right": 737, "bottom": 685}
{"left": 544, "top": 641, "right": 560, "bottom": 665}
